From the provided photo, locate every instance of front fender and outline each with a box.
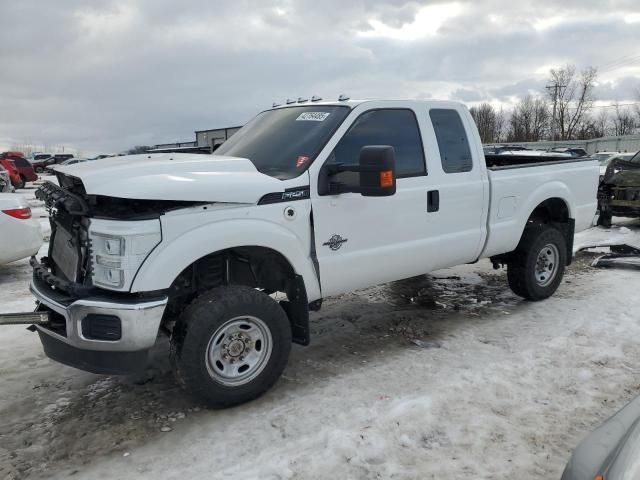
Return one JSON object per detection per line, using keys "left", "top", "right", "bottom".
{"left": 130, "top": 215, "right": 321, "bottom": 301}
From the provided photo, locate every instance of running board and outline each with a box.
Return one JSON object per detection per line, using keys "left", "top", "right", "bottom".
{"left": 0, "top": 312, "right": 50, "bottom": 325}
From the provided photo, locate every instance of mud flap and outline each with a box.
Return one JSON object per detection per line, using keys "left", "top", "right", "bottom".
{"left": 280, "top": 275, "right": 310, "bottom": 346}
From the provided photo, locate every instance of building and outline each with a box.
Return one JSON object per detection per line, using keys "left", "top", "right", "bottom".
{"left": 151, "top": 126, "right": 242, "bottom": 154}
{"left": 195, "top": 126, "right": 242, "bottom": 151}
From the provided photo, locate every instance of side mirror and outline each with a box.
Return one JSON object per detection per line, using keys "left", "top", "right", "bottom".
{"left": 319, "top": 145, "right": 397, "bottom": 197}
{"left": 358, "top": 145, "right": 396, "bottom": 197}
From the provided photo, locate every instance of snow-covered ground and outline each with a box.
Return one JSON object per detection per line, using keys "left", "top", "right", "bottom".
{"left": 2, "top": 182, "right": 640, "bottom": 480}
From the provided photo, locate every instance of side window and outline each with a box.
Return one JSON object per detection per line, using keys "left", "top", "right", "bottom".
{"left": 429, "top": 109, "right": 473, "bottom": 173}
{"left": 329, "top": 109, "right": 426, "bottom": 183}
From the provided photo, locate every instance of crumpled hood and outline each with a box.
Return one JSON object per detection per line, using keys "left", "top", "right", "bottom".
{"left": 58, "top": 153, "right": 288, "bottom": 203}
{"left": 604, "top": 159, "right": 640, "bottom": 187}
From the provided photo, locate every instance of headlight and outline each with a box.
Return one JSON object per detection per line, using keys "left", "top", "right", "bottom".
{"left": 89, "top": 219, "right": 161, "bottom": 291}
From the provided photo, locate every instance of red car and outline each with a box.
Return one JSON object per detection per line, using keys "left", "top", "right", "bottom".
{"left": 0, "top": 152, "right": 38, "bottom": 187}
{"left": 0, "top": 158, "right": 22, "bottom": 188}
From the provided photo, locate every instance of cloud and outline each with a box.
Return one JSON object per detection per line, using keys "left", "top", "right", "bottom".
{"left": 1, "top": 0, "right": 639, "bottom": 154}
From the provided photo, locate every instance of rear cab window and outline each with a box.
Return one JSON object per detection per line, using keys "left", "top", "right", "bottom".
{"left": 429, "top": 109, "right": 473, "bottom": 173}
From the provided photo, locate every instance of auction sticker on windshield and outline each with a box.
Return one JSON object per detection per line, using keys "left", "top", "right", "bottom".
{"left": 296, "top": 112, "right": 331, "bottom": 122}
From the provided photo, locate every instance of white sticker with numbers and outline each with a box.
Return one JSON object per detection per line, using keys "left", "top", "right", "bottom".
{"left": 296, "top": 112, "right": 330, "bottom": 122}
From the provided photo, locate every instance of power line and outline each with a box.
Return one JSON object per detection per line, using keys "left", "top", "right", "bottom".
{"left": 597, "top": 54, "right": 640, "bottom": 73}
{"left": 598, "top": 53, "right": 640, "bottom": 69}
{"left": 589, "top": 102, "right": 640, "bottom": 109}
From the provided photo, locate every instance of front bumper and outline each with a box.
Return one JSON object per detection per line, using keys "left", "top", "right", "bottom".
{"left": 30, "top": 276, "right": 167, "bottom": 374}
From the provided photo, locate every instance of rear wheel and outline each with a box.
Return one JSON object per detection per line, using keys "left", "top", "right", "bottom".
{"left": 35, "top": 166, "right": 43, "bottom": 173}
{"left": 507, "top": 225, "right": 567, "bottom": 301}
{"left": 171, "top": 285, "right": 292, "bottom": 408}
{"left": 17, "top": 175, "right": 26, "bottom": 189}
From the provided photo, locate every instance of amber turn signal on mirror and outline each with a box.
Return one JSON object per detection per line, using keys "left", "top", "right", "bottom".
{"left": 379, "top": 170, "right": 394, "bottom": 188}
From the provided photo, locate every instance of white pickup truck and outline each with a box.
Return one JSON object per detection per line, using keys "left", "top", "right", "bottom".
{"left": 12, "top": 99, "right": 598, "bottom": 407}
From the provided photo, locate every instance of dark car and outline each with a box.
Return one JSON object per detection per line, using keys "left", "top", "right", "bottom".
{"left": 562, "top": 394, "right": 640, "bottom": 479}
{"left": 30, "top": 153, "right": 55, "bottom": 173}
{"left": 0, "top": 152, "right": 37, "bottom": 186}
{"left": 53, "top": 153, "right": 75, "bottom": 164}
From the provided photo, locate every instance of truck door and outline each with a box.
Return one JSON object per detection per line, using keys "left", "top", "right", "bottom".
{"left": 421, "top": 107, "right": 487, "bottom": 270}
{"left": 310, "top": 108, "right": 434, "bottom": 297}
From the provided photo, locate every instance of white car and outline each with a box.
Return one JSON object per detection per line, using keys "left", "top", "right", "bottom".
{"left": 0, "top": 194, "right": 43, "bottom": 265}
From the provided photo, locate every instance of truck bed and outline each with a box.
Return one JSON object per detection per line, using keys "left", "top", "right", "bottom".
{"left": 480, "top": 157, "right": 599, "bottom": 259}
{"left": 484, "top": 154, "right": 593, "bottom": 170}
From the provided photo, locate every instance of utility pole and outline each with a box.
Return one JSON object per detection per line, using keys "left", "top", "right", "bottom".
{"left": 546, "top": 83, "right": 566, "bottom": 142}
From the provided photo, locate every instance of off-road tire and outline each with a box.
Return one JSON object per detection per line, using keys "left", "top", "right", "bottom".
{"left": 507, "top": 225, "right": 567, "bottom": 301}
{"left": 170, "top": 285, "right": 292, "bottom": 408}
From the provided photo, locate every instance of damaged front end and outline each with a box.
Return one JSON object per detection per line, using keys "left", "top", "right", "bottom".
{"left": 19, "top": 172, "right": 206, "bottom": 374}
{"left": 34, "top": 172, "right": 206, "bottom": 298}
{"left": 598, "top": 158, "right": 640, "bottom": 226}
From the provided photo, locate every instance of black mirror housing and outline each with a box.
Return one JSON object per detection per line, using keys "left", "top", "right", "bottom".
{"left": 359, "top": 145, "right": 396, "bottom": 197}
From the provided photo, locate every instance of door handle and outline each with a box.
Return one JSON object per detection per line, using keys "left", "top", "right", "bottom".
{"left": 427, "top": 190, "right": 439, "bottom": 212}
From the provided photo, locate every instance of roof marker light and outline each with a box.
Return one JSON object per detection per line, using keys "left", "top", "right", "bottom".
{"left": 311, "top": 95, "right": 322, "bottom": 102}
{"left": 298, "top": 97, "right": 308, "bottom": 103}
{"left": 286, "top": 98, "right": 296, "bottom": 104}
{"left": 338, "top": 94, "right": 350, "bottom": 101}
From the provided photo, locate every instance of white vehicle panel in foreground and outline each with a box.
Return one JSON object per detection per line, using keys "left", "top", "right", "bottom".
{"left": 0, "top": 193, "right": 43, "bottom": 265}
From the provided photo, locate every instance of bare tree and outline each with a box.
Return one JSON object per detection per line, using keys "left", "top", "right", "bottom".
{"left": 635, "top": 87, "right": 640, "bottom": 128}
{"left": 470, "top": 103, "right": 499, "bottom": 143}
{"left": 547, "top": 65, "right": 598, "bottom": 140}
{"left": 612, "top": 103, "right": 636, "bottom": 136}
{"left": 494, "top": 107, "right": 506, "bottom": 143}
{"left": 594, "top": 109, "right": 610, "bottom": 138}
{"left": 507, "top": 95, "right": 549, "bottom": 142}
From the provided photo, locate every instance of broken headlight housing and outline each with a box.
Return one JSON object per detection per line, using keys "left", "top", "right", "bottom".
{"left": 89, "top": 218, "right": 161, "bottom": 291}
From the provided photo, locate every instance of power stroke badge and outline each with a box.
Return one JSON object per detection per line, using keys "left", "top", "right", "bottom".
{"left": 323, "top": 234, "right": 348, "bottom": 251}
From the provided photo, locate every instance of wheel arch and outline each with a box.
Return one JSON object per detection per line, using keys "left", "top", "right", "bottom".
{"left": 492, "top": 193, "right": 575, "bottom": 268}
{"left": 132, "top": 218, "right": 319, "bottom": 345}
{"left": 131, "top": 218, "right": 320, "bottom": 300}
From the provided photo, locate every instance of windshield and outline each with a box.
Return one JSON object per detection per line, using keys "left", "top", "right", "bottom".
{"left": 214, "top": 105, "right": 350, "bottom": 179}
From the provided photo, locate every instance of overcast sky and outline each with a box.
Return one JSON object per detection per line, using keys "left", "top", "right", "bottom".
{"left": 1, "top": 0, "right": 639, "bottom": 155}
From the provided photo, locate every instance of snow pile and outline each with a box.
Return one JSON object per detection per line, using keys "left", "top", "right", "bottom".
{"left": 2, "top": 183, "right": 640, "bottom": 479}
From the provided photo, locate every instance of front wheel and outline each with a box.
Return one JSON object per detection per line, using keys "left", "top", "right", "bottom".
{"left": 171, "top": 285, "right": 292, "bottom": 408}
{"left": 507, "top": 225, "right": 567, "bottom": 301}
